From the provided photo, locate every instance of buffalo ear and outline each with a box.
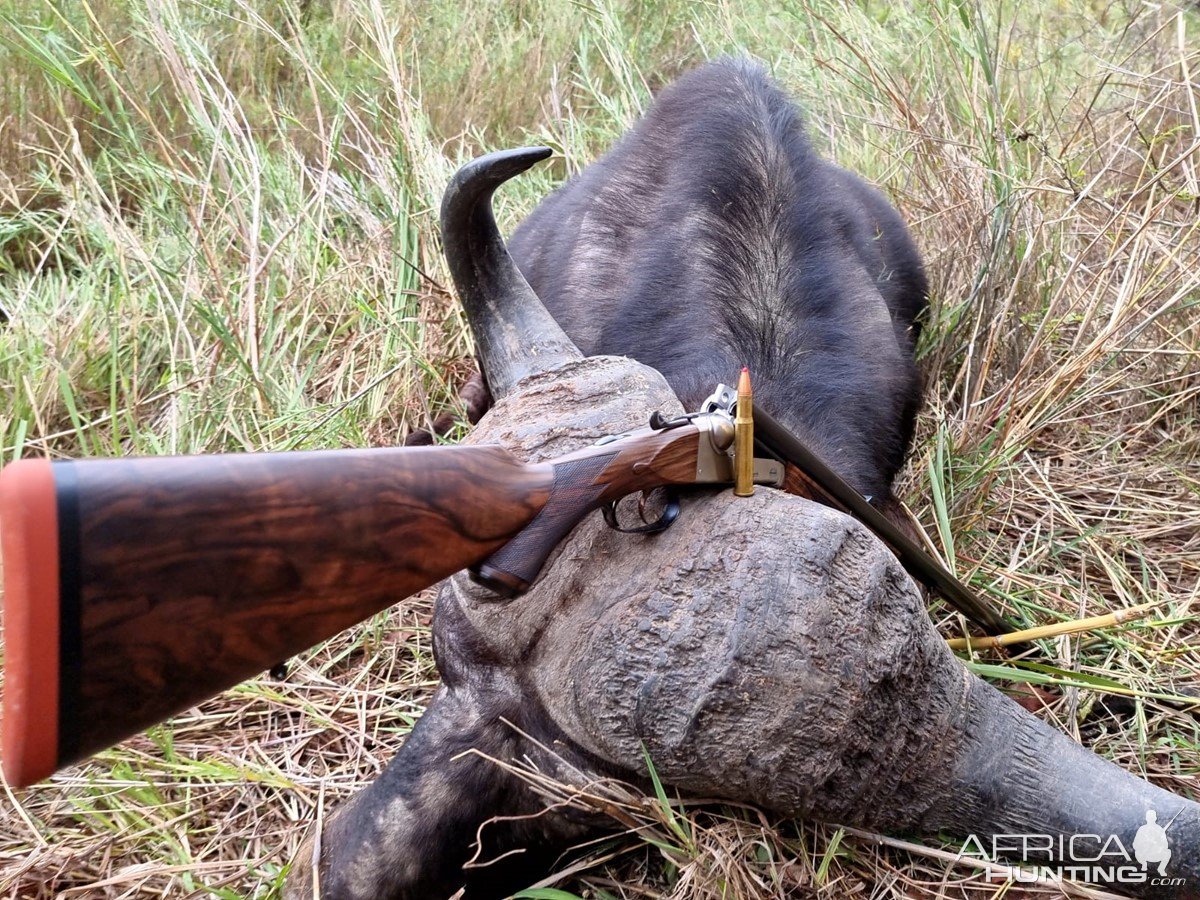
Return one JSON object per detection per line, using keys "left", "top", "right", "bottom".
{"left": 440, "top": 148, "right": 582, "bottom": 400}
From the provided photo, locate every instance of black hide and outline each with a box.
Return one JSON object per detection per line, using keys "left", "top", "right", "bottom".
{"left": 509, "top": 58, "right": 927, "bottom": 501}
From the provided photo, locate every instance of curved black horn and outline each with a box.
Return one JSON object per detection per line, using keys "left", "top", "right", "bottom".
{"left": 440, "top": 147, "right": 582, "bottom": 399}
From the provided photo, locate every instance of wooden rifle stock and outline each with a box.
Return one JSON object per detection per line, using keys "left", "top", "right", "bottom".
{"left": 0, "top": 424, "right": 704, "bottom": 787}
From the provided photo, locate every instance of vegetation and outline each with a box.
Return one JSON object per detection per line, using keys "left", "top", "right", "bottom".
{"left": 0, "top": 0, "right": 1196, "bottom": 896}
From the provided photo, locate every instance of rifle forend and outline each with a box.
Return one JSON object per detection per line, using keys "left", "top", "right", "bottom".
{"left": 0, "top": 410, "right": 754, "bottom": 787}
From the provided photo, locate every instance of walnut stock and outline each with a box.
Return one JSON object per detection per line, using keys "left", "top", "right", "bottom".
{"left": 0, "top": 427, "right": 709, "bottom": 787}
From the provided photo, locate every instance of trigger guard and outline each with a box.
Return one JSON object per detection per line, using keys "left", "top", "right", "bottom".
{"left": 602, "top": 488, "right": 681, "bottom": 534}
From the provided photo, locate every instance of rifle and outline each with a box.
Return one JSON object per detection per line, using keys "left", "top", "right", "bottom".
{"left": 1, "top": 381, "right": 1014, "bottom": 789}
{"left": 0, "top": 392, "right": 785, "bottom": 788}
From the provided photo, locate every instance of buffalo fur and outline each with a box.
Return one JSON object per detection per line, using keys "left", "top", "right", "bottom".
{"left": 507, "top": 58, "right": 927, "bottom": 501}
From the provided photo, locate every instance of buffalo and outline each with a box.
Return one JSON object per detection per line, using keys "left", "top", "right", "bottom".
{"left": 285, "top": 60, "right": 1200, "bottom": 900}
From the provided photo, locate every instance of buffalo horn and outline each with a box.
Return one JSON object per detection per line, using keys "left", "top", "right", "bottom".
{"left": 440, "top": 147, "right": 582, "bottom": 399}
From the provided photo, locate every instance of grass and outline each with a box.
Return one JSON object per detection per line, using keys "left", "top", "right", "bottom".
{"left": 0, "top": 0, "right": 1197, "bottom": 897}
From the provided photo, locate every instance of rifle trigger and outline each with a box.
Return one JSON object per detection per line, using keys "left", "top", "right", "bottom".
{"left": 602, "top": 488, "right": 681, "bottom": 534}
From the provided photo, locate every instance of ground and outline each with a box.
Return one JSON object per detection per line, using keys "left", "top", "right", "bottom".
{"left": 0, "top": 1, "right": 1197, "bottom": 898}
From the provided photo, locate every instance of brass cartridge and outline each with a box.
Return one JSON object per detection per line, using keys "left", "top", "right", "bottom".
{"left": 734, "top": 367, "right": 754, "bottom": 497}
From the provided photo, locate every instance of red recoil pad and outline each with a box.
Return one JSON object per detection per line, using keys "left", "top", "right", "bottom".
{"left": 0, "top": 459, "right": 62, "bottom": 788}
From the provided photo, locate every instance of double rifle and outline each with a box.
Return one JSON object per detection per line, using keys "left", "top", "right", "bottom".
{"left": 0, "top": 371, "right": 1010, "bottom": 789}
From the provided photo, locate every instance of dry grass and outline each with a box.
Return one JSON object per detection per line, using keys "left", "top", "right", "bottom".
{"left": 0, "top": 1, "right": 1197, "bottom": 898}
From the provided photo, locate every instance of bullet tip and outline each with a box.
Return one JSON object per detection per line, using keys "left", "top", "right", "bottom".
{"left": 737, "top": 367, "right": 752, "bottom": 395}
